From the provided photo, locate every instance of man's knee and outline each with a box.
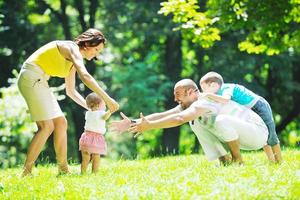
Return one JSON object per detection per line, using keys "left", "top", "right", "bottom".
{"left": 214, "top": 116, "right": 239, "bottom": 142}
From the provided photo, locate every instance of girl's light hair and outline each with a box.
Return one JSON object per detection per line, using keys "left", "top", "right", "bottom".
{"left": 86, "top": 93, "right": 103, "bottom": 110}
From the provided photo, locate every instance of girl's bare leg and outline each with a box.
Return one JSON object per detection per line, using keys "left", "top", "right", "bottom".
{"left": 91, "top": 154, "right": 100, "bottom": 173}
{"left": 22, "top": 120, "right": 54, "bottom": 177}
{"left": 81, "top": 151, "right": 91, "bottom": 174}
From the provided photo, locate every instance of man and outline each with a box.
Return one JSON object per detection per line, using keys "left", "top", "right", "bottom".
{"left": 111, "top": 79, "right": 268, "bottom": 164}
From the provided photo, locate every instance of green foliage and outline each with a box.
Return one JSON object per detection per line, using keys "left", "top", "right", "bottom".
{"left": 105, "top": 54, "right": 173, "bottom": 159}
{"left": 159, "top": 0, "right": 221, "bottom": 48}
{"left": 0, "top": 73, "right": 36, "bottom": 168}
{"left": 0, "top": 150, "right": 299, "bottom": 199}
{"left": 160, "top": 0, "right": 300, "bottom": 54}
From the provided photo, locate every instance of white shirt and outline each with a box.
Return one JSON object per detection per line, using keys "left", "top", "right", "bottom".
{"left": 191, "top": 98, "right": 266, "bottom": 127}
{"left": 84, "top": 110, "right": 106, "bottom": 134}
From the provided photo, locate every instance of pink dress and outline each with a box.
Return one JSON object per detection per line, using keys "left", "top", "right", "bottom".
{"left": 79, "top": 130, "right": 107, "bottom": 155}
{"left": 79, "top": 110, "right": 107, "bottom": 155}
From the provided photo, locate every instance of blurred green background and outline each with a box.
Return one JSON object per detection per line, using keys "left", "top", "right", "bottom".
{"left": 0, "top": 0, "right": 299, "bottom": 168}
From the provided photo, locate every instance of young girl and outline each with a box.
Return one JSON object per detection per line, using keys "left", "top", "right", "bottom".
{"left": 79, "top": 92, "right": 111, "bottom": 174}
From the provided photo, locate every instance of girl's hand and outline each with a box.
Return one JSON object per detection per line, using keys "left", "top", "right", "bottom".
{"left": 102, "top": 111, "right": 112, "bottom": 120}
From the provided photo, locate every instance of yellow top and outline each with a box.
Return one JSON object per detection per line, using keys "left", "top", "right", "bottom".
{"left": 26, "top": 41, "right": 73, "bottom": 78}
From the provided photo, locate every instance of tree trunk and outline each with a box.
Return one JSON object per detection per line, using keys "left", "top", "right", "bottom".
{"left": 161, "top": 32, "right": 182, "bottom": 155}
{"left": 277, "top": 58, "right": 300, "bottom": 133}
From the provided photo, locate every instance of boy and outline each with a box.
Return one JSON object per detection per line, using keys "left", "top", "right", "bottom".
{"left": 199, "top": 71, "right": 282, "bottom": 163}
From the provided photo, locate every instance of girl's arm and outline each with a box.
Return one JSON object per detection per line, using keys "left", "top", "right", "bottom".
{"left": 102, "top": 111, "right": 112, "bottom": 120}
{"left": 65, "top": 67, "right": 88, "bottom": 110}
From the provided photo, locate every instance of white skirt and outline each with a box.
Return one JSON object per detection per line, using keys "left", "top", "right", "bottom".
{"left": 17, "top": 63, "right": 64, "bottom": 122}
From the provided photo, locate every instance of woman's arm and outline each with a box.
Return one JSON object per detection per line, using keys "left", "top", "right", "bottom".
{"left": 65, "top": 67, "right": 88, "bottom": 110}
{"left": 67, "top": 43, "right": 119, "bottom": 113}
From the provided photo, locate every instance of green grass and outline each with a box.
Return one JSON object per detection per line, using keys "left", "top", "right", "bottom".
{"left": 0, "top": 149, "right": 299, "bottom": 200}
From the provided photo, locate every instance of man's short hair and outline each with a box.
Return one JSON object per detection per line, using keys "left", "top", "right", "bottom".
{"left": 200, "top": 71, "right": 224, "bottom": 86}
{"left": 174, "top": 79, "right": 198, "bottom": 91}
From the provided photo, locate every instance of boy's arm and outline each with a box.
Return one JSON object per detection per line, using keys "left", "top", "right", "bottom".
{"left": 204, "top": 93, "right": 231, "bottom": 104}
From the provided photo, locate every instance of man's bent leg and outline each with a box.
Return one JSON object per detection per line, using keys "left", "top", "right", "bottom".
{"left": 191, "top": 122, "right": 228, "bottom": 161}
{"left": 226, "top": 139, "right": 243, "bottom": 164}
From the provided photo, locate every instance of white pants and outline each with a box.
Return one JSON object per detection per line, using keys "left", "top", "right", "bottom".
{"left": 190, "top": 115, "right": 268, "bottom": 161}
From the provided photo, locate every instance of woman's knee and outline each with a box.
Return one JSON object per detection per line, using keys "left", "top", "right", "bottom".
{"left": 37, "top": 120, "right": 55, "bottom": 134}
{"left": 54, "top": 116, "right": 68, "bottom": 130}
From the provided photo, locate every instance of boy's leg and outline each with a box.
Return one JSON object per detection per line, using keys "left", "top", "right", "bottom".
{"left": 53, "top": 116, "right": 69, "bottom": 174}
{"left": 22, "top": 120, "right": 54, "bottom": 177}
{"left": 81, "top": 151, "right": 91, "bottom": 174}
{"left": 263, "top": 145, "right": 276, "bottom": 162}
{"left": 252, "top": 98, "right": 282, "bottom": 162}
{"left": 272, "top": 144, "right": 283, "bottom": 163}
{"left": 91, "top": 154, "right": 100, "bottom": 173}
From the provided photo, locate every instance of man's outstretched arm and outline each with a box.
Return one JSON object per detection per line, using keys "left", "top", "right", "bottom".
{"left": 109, "top": 106, "right": 182, "bottom": 133}
{"left": 129, "top": 104, "right": 211, "bottom": 133}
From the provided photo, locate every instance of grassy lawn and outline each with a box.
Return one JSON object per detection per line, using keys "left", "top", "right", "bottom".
{"left": 0, "top": 149, "right": 299, "bottom": 199}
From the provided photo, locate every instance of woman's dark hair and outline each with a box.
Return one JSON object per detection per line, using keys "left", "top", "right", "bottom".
{"left": 74, "top": 28, "right": 106, "bottom": 48}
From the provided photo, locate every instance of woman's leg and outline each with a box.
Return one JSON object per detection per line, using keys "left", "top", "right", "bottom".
{"left": 91, "top": 154, "right": 100, "bottom": 173}
{"left": 53, "top": 116, "right": 69, "bottom": 174}
{"left": 22, "top": 120, "right": 54, "bottom": 176}
{"left": 81, "top": 151, "right": 91, "bottom": 174}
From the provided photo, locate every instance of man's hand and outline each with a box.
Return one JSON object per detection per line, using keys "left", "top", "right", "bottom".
{"left": 109, "top": 112, "right": 131, "bottom": 133}
{"left": 128, "top": 113, "right": 150, "bottom": 138}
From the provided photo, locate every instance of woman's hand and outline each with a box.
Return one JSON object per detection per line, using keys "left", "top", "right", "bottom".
{"left": 106, "top": 98, "right": 119, "bottom": 113}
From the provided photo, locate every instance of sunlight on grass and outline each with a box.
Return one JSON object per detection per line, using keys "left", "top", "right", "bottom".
{"left": 0, "top": 149, "right": 299, "bottom": 199}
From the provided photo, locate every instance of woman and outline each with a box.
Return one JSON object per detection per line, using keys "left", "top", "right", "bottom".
{"left": 17, "top": 28, "right": 119, "bottom": 176}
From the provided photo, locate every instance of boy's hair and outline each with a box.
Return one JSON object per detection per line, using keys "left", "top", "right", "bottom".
{"left": 200, "top": 71, "right": 224, "bottom": 86}
{"left": 74, "top": 28, "right": 106, "bottom": 48}
{"left": 86, "top": 93, "right": 103, "bottom": 109}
